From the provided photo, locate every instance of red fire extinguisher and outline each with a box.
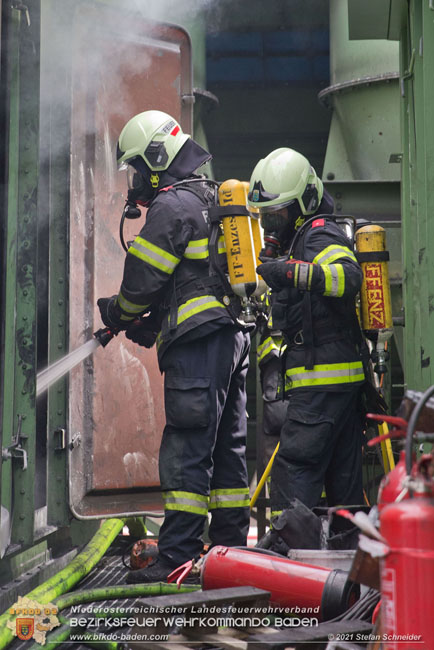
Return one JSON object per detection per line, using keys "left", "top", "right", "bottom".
{"left": 374, "top": 387, "right": 434, "bottom": 649}
{"left": 201, "top": 546, "right": 359, "bottom": 621}
{"left": 380, "top": 490, "right": 434, "bottom": 649}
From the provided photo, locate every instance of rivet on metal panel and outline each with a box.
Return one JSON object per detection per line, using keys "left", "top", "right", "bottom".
{"left": 19, "top": 515, "right": 25, "bottom": 520}
{"left": 23, "top": 290, "right": 28, "bottom": 296}
{"left": 336, "top": 203, "right": 342, "bottom": 211}
{"left": 20, "top": 489, "right": 25, "bottom": 495}
{"left": 58, "top": 278, "right": 64, "bottom": 284}
{"left": 58, "top": 322, "right": 63, "bottom": 327}
{"left": 57, "top": 343, "right": 63, "bottom": 349}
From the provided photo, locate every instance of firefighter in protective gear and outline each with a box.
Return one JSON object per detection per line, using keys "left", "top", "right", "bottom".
{"left": 98, "top": 111, "right": 251, "bottom": 583}
{"left": 248, "top": 147, "right": 365, "bottom": 514}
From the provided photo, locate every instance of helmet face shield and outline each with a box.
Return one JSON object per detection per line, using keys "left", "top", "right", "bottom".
{"left": 259, "top": 200, "right": 306, "bottom": 250}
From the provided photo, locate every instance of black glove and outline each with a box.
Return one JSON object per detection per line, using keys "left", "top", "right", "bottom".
{"left": 97, "top": 295, "right": 125, "bottom": 331}
{"left": 125, "top": 318, "right": 158, "bottom": 348}
{"left": 256, "top": 260, "right": 295, "bottom": 291}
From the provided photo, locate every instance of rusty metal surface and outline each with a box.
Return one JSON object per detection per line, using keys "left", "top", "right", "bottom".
{"left": 68, "top": 4, "right": 192, "bottom": 516}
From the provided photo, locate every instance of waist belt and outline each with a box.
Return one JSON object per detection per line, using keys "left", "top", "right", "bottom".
{"left": 286, "top": 325, "right": 354, "bottom": 348}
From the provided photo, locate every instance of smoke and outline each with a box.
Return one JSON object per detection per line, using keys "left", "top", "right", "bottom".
{"left": 40, "top": 0, "right": 222, "bottom": 162}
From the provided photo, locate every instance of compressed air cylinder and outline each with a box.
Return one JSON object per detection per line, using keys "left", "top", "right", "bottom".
{"left": 219, "top": 179, "right": 264, "bottom": 298}
{"left": 356, "top": 224, "right": 393, "bottom": 342}
{"left": 241, "top": 181, "right": 267, "bottom": 297}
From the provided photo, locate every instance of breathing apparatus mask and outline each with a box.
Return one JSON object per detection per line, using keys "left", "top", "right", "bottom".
{"left": 117, "top": 139, "right": 212, "bottom": 252}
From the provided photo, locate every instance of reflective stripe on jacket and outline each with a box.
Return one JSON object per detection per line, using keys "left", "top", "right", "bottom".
{"left": 271, "top": 218, "right": 365, "bottom": 391}
{"left": 285, "top": 360, "right": 365, "bottom": 390}
{"left": 257, "top": 334, "right": 285, "bottom": 366}
{"left": 114, "top": 182, "right": 233, "bottom": 361}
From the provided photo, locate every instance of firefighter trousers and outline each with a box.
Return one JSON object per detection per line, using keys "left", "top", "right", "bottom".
{"left": 157, "top": 324, "right": 251, "bottom": 567}
{"left": 270, "top": 387, "right": 365, "bottom": 512}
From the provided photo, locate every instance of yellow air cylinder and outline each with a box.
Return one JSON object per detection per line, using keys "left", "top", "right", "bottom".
{"left": 219, "top": 179, "right": 262, "bottom": 298}
{"left": 241, "top": 181, "right": 266, "bottom": 297}
{"left": 356, "top": 224, "right": 393, "bottom": 372}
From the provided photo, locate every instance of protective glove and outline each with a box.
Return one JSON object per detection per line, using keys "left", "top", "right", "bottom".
{"left": 256, "top": 260, "right": 296, "bottom": 291}
{"left": 97, "top": 295, "right": 126, "bottom": 331}
{"left": 257, "top": 259, "right": 317, "bottom": 292}
{"left": 125, "top": 317, "right": 159, "bottom": 348}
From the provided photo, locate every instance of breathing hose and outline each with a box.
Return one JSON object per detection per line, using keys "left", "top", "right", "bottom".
{"left": 0, "top": 518, "right": 124, "bottom": 650}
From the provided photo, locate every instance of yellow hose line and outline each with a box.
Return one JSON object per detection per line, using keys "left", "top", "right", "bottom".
{"left": 0, "top": 518, "right": 124, "bottom": 650}
{"left": 379, "top": 421, "right": 396, "bottom": 473}
{"left": 250, "top": 442, "right": 280, "bottom": 509}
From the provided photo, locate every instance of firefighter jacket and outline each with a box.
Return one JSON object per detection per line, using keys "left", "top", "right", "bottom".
{"left": 114, "top": 181, "right": 234, "bottom": 363}
{"left": 270, "top": 217, "right": 365, "bottom": 392}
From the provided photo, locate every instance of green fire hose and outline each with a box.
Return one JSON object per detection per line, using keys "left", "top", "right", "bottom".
{"left": 0, "top": 518, "right": 124, "bottom": 650}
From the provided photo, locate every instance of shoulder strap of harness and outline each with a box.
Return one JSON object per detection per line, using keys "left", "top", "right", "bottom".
{"left": 159, "top": 179, "right": 253, "bottom": 340}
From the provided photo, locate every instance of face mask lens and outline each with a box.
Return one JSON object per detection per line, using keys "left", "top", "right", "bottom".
{"left": 127, "top": 166, "right": 145, "bottom": 191}
{"left": 286, "top": 200, "right": 303, "bottom": 221}
{"left": 260, "top": 211, "right": 288, "bottom": 234}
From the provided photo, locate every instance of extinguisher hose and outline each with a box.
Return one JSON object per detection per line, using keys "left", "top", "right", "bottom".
{"left": 405, "top": 384, "right": 434, "bottom": 475}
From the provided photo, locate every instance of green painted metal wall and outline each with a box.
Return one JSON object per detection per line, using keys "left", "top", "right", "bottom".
{"left": 400, "top": 1, "right": 434, "bottom": 390}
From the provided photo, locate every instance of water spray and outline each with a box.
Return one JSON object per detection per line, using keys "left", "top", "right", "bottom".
{"left": 36, "top": 328, "right": 117, "bottom": 398}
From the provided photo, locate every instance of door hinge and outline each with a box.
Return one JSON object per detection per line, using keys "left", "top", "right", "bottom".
{"left": 2, "top": 415, "right": 28, "bottom": 470}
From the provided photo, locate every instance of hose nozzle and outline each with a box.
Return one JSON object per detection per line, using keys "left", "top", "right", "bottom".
{"left": 94, "top": 327, "right": 117, "bottom": 347}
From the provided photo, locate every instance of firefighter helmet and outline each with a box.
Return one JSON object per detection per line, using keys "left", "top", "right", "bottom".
{"left": 247, "top": 147, "right": 323, "bottom": 219}
{"left": 116, "top": 110, "right": 190, "bottom": 172}
{"left": 116, "top": 110, "right": 211, "bottom": 206}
